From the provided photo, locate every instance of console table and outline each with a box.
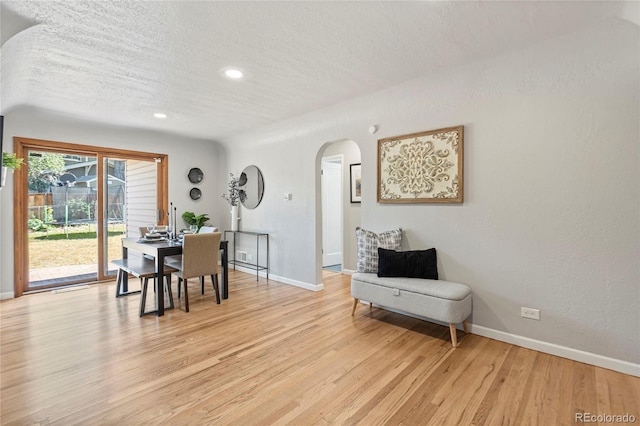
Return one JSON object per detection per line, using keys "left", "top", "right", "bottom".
{"left": 224, "top": 230, "right": 269, "bottom": 281}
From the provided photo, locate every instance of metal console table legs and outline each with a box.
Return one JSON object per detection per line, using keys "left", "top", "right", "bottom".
{"left": 223, "top": 230, "right": 269, "bottom": 281}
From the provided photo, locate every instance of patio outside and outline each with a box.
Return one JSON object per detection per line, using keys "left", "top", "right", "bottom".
{"left": 28, "top": 223, "right": 126, "bottom": 286}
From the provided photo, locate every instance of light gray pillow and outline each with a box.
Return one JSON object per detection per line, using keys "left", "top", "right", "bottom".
{"left": 356, "top": 227, "right": 402, "bottom": 273}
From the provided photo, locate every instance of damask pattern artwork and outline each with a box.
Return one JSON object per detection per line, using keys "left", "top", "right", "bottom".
{"left": 377, "top": 125, "right": 463, "bottom": 203}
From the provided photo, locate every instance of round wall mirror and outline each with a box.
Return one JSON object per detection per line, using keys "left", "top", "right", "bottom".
{"left": 238, "top": 165, "right": 264, "bottom": 209}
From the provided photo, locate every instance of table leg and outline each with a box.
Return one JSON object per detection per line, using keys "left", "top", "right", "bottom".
{"left": 256, "top": 237, "right": 260, "bottom": 281}
{"left": 221, "top": 241, "right": 229, "bottom": 299}
{"left": 266, "top": 234, "right": 269, "bottom": 281}
{"left": 156, "top": 252, "right": 165, "bottom": 316}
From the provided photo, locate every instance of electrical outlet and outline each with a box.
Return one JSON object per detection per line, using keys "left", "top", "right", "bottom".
{"left": 521, "top": 307, "right": 540, "bottom": 320}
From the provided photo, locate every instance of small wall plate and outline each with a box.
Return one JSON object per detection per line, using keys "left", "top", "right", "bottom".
{"left": 189, "top": 187, "right": 202, "bottom": 200}
{"left": 188, "top": 167, "right": 204, "bottom": 183}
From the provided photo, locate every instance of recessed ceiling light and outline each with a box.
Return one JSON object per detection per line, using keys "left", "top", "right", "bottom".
{"left": 153, "top": 113, "right": 167, "bottom": 119}
{"left": 221, "top": 67, "right": 244, "bottom": 80}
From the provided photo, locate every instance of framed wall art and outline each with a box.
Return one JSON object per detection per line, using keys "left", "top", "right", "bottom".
{"left": 377, "top": 125, "right": 463, "bottom": 204}
{"left": 350, "top": 163, "right": 362, "bottom": 203}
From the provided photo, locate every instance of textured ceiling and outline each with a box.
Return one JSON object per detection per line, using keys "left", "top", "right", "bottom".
{"left": 0, "top": 1, "right": 630, "bottom": 142}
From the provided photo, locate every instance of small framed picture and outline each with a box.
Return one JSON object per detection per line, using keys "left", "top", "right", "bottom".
{"left": 350, "top": 163, "right": 362, "bottom": 203}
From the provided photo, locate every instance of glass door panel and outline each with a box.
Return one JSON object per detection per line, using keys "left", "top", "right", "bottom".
{"left": 27, "top": 150, "right": 99, "bottom": 290}
{"left": 103, "top": 157, "right": 158, "bottom": 277}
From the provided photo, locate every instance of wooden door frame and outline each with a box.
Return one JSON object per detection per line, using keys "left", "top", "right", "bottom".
{"left": 13, "top": 137, "right": 168, "bottom": 297}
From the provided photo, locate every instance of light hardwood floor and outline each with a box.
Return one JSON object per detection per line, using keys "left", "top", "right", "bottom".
{"left": 1, "top": 270, "right": 638, "bottom": 425}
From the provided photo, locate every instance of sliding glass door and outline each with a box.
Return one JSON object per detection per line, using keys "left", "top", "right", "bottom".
{"left": 26, "top": 150, "right": 101, "bottom": 288}
{"left": 103, "top": 157, "right": 160, "bottom": 277}
{"left": 13, "top": 138, "right": 168, "bottom": 295}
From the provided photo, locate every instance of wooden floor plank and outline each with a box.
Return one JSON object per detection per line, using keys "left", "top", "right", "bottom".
{"left": 1, "top": 270, "right": 638, "bottom": 425}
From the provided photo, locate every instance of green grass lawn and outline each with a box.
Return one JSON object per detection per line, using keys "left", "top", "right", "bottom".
{"left": 28, "top": 224, "right": 126, "bottom": 269}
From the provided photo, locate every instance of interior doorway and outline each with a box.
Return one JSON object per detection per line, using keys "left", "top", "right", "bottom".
{"left": 316, "top": 139, "right": 361, "bottom": 284}
{"left": 321, "top": 155, "right": 343, "bottom": 271}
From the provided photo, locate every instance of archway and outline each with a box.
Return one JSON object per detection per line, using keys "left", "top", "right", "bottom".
{"left": 314, "top": 139, "right": 361, "bottom": 286}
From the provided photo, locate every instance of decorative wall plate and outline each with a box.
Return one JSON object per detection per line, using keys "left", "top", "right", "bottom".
{"left": 188, "top": 167, "right": 204, "bottom": 183}
{"left": 189, "top": 187, "right": 202, "bottom": 200}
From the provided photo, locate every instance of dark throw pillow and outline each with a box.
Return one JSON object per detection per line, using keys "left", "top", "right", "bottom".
{"left": 377, "top": 247, "right": 438, "bottom": 280}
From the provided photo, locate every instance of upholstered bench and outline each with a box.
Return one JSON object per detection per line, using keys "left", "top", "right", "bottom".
{"left": 350, "top": 272, "right": 472, "bottom": 347}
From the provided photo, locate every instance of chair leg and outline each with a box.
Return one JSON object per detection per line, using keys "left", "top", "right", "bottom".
{"left": 139, "top": 277, "right": 149, "bottom": 317}
{"left": 183, "top": 279, "right": 189, "bottom": 313}
{"left": 178, "top": 277, "right": 182, "bottom": 298}
{"left": 211, "top": 274, "right": 220, "bottom": 304}
{"left": 463, "top": 320, "right": 469, "bottom": 334}
{"left": 200, "top": 276, "right": 205, "bottom": 295}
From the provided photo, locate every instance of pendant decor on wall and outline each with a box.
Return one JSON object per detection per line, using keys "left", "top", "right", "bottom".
{"left": 377, "top": 125, "right": 464, "bottom": 204}
{"left": 188, "top": 167, "right": 204, "bottom": 183}
{"left": 188, "top": 167, "right": 203, "bottom": 200}
{"left": 189, "top": 187, "right": 202, "bottom": 200}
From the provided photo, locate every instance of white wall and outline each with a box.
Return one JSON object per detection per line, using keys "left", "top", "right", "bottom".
{"left": 221, "top": 19, "right": 639, "bottom": 365}
{"left": 321, "top": 140, "right": 361, "bottom": 272}
{"left": 0, "top": 107, "right": 227, "bottom": 298}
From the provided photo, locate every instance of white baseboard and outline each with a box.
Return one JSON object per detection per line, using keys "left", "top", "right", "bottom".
{"left": 0, "top": 291, "right": 15, "bottom": 300}
{"left": 232, "top": 265, "right": 324, "bottom": 292}
{"left": 360, "top": 302, "right": 639, "bottom": 377}
{"left": 341, "top": 268, "right": 355, "bottom": 275}
{"left": 470, "top": 324, "right": 640, "bottom": 377}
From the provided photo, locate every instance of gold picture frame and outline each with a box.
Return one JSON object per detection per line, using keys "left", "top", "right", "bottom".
{"left": 377, "top": 125, "right": 463, "bottom": 204}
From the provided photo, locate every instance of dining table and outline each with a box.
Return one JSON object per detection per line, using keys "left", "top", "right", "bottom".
{"left": 120, "top": 237, "right": 229, "bottom": 316}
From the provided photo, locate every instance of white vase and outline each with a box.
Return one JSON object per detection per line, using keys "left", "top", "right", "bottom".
{"left": 230, "top": 204, "right": 240, "bottom": 231}
{"left": 1, "top": 167, "right": 7, "bottom": 187}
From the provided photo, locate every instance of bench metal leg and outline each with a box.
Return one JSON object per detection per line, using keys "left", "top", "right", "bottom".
{"left": 140, "top": 278, "right": 150, "bottom": 317}
{"left": 140, "top": 275, "right": 174, "bottom": 316}
{"left": 115, "top": 269, "right": 141, "bottom": 298}
{"left": 115, "top": 269, "right": 124, "bottom": 298}
{"left": 165, "top": 275, "right": 174, "bottom": 310}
